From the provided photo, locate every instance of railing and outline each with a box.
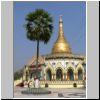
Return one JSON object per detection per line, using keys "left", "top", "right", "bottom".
{"left": 40, "top": 80, "right": 84, "bottom": 85}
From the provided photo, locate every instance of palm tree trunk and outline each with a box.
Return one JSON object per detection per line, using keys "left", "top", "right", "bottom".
{"left": 36, "top": 39, "right": 39, "bottom": 79}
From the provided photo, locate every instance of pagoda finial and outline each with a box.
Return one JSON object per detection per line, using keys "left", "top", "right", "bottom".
{"left": 60, "top": 15, "right": 63, "bottom": 22}
{"left": 59, "top": 15, "right": 63, "bottom": 34}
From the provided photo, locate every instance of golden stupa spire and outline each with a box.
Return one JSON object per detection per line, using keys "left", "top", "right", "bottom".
{"left": 59, "top": 15, "right": 64, "bottom": 34}
{"left": 52, "top": 15, "right": 71, "bottom": 54}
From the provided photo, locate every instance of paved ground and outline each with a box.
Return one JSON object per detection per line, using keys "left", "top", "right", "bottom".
{"left": 14, "top": 86, "right": 86, "bottom": 98}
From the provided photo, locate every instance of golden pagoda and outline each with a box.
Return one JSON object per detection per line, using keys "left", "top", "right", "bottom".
{"left": 52, "top": 15, "right": 71, "bottom": 54}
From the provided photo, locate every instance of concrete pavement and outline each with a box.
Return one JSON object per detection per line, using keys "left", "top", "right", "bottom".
{"left": 14, "top": 86, "right": 86, "bottom": 98}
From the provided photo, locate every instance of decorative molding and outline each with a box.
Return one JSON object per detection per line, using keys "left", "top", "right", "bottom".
{"left": 44, "top": 63, "right": 54, "bottom": 74}
{"left": 54, "top": 62, "right": 64, "bottom": 73}
{"left": 76, "top": 63, "right": 84, "bottom": 73}
{"left": 65, "top": 62, "right": 75, "bottom": 73}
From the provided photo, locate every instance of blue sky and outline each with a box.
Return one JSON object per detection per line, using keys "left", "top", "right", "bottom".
{"left": 14, "top": 1, "right": 86, "bottom": 71}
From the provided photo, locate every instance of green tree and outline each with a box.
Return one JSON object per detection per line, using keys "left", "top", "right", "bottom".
{"left": 25, "top": 9, "right": 53, "bottom": 79}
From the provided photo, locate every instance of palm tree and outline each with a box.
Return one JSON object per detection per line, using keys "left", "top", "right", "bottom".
{"left": 25, "top": 9, "right": 53, "bottom": 79}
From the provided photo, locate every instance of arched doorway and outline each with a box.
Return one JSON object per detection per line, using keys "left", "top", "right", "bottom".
{"left": 78, "top": 69, "right": 83, "bottom": 80}
{"left": 67, "top": 68, "right": 74, "bottom": 81}
{"left": 56, "top": 68, "right": 63, "bottom": 81}
{"left": 46, "top": 69, "right": 52, "bottom": 81}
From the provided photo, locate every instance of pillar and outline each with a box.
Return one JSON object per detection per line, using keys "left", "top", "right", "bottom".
{"left": 23, "top": 73, "right": 26, "bottom": 81}
{"left": 54, "top": 74, "right": 56, "bottom": 81}
{"left": 26, "top": 71, "right": 29, "bottom": 81}
{"left": 23, "top": 68, "right": 26, "bottom": 81}
{"left": 52, "top": 74, "right": 53, "bottom": 81}
{"left": 66, "top": 74, "right": 67, "bottom": 81}
{"left": 83, "top": 72, "right": 85, "bottom": 80}
{"left": 63, "top": 74, "right": 65, "bottom": 81}
{"left": 75, "top": 72, "right": 78, "bottom": 80}
{"left": 63, "top": 73, "right": 66, "bottom": 81}
{"left": 84, "top": 74, "right": 86, "bottom": 80}
{"left": 67, "top": 72, "right": 70, "bottom": 81}
{"left": 52, "top": 74, "right": 55, "bottom": 81}
{"left": 44, "top": 74, "right": 46, "bottom": 81}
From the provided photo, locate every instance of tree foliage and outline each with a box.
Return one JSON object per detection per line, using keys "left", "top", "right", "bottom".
{"left": 25, "top": 9, "right": 53, "bottom": 44}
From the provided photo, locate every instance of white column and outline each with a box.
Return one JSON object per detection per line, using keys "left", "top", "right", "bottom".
{"left": 66, "top": 74, "right": 67, "bottom": 80}
{"left": 67, "top": 73, "right": 70, "bottom": 81}
{"left": 52, "top": 74, "right": 53, "bottom": 80}
{"left": 73, "top": 72, "right": 75, "bottom": 81}
{"left": 63, "top": 74, "right": 64, "bottom": 80}
{"left": 45, "top": 74, "right": 46, "bottom": 80}
{"left": 83, "top": 72, "right": 85, "bottom": 80}
{"left": 23, "top": 73, "right": 26, "bottom": 81}
{"left": 55, "top": 74, "right": 56, "bottom": 81}
{"left": 44, "top": 74, "right": 46, "bottom": 80}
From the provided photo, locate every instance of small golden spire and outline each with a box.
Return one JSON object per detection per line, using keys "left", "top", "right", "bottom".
{"left": 52, "top": 16, "right": 71, "bottom": 54}
{"left": 60, "top": 15, "right": 63, "bottom": 22}
{"left": 59, "top": 15, "right": 64, "bottom": 35}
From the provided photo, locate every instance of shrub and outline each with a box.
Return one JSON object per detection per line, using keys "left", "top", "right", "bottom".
{"left": 73, "top": 83, "right": 77, "bottom": 88}
{"left": 45, "top": 83, "right": 48, "bottom": 88}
